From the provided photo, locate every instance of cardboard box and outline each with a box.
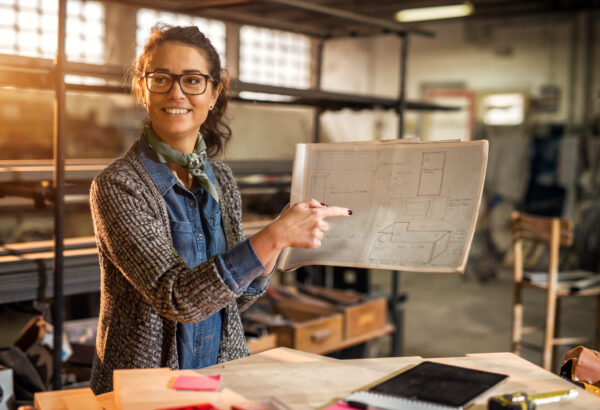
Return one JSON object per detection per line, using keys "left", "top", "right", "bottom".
{"left": 0, "top": 366, "right": 14, "bottom": 410}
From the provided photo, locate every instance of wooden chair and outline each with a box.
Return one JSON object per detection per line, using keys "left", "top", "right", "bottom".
{"left": 511, "top": 211, "right": 600, "bottom": 371}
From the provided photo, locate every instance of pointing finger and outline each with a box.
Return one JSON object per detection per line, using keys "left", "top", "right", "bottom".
{"left": 320, "top": 206, "right": 352, "bottom": 218}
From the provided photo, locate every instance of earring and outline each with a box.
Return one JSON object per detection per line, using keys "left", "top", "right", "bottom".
{"left": 209, "top": 104, "right": 214, "bottom": 110}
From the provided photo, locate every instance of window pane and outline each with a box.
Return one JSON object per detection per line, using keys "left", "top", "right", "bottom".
{"left": 17, "top": 31, "right": 37, "bottom": 50}
{"left": 20, "top": 0, "right": 38, "bottom": 8}
{"left": 0, "top": 8, "right": 16, "bottom": 26}
{"left": 136, "top": 8, "right": 226, "bottom": 65}
{"left": 0, "top": 0, "right": 105, "bottom": 62}
{"left": 240, "top": 26, "right": 311, "bottom": 89}
{"left": 40, "top": 13, "right": 57, "bottom": 32}
{"left": 0, "top": 28, "right": 16, "bottom": 49}
{"left": 18, "top": 10, "right": 39, "bottom": 28}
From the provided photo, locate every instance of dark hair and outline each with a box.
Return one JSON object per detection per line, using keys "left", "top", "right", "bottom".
{"left": 131, "top": 23, "right": 231, "bottom": 157}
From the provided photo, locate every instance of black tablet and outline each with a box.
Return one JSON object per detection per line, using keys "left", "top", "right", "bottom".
{"left": 347, "top": 361, "right": 508, "bottom": 410}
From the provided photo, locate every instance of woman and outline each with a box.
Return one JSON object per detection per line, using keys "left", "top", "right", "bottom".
{"left": 89, "top": 24, "right": 350, "bottom": 394}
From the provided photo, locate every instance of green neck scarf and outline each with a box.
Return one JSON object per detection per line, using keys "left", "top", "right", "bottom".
{"left": 145, "top": 125, "right": 219, "bottom": 203}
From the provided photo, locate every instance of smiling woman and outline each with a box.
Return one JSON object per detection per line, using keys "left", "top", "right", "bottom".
{"left": 140, "top": 42, "right": 222, "bottom": 154}
{"left": 131, "top": 24, "right": 230, "bottom": 157}
{"left": 88, "top": 23, "right": 350, "bottom": 395}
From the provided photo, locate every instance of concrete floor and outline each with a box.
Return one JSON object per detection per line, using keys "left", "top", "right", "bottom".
{"left": 370, "top": 268, "right": 598, "bottom": 373}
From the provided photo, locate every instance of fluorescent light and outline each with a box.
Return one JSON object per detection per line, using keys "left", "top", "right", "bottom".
{"left": 395, "top": 2, "right": 474, "bottom": 23}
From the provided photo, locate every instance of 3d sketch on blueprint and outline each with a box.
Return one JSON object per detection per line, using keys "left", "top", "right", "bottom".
{"left": 278, "top": 139, "right": 489, "bottom": 273}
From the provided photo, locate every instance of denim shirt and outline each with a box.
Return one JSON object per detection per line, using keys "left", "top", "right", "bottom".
{"left": 137, "top": 135, "right": 269, "bottom": 369}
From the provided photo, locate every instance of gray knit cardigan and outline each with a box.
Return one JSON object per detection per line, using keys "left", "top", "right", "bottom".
{"left": 89, "top": 141, "right": 266, "bottom": 394}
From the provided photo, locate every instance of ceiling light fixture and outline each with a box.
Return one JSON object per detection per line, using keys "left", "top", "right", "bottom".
{"left": 395, "top": 2, "right": 474, "bottom": 23}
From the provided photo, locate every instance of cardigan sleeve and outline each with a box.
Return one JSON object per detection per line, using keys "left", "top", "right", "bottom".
{"left": 90, "top": 168, "right": 241, "bottom": 324}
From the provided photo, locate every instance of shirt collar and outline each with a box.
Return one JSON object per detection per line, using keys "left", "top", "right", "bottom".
{"left": 137, "top": 132, "right": 217, "bottom": 196}
{"left": 137, "top": 132, "right": 178, "bottom": 195}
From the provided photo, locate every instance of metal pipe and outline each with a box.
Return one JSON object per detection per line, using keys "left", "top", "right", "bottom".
{"left": 52, "top": 0, "right": 67, "bottom": 391}
{"left": 390, "top": 270, "right": 400, "bottom": 356}
{"left": 398, "top": 33, "right": 409, "bottom": 138}
{"left": 583, "top": 11, "right": 594, "bottom": 133}
{"left": 262, "top": 0, "right": 434, "bottom": 38}
{"left": 567, "top": 15, "right": 578, "bottom": 133}
{"left": 391, "top": 32, "right": 410, "bottom": 357}
{"left": 313, "top": 38, "right": 324, "bottom": 143}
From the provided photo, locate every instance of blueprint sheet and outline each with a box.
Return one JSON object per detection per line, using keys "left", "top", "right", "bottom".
{"left": 278, "top": 139, "right": 489, "bottom": 273}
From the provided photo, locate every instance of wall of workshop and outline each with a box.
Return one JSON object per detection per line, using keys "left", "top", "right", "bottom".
{"left": 319, "top": 12, "right": 600, "bottom": 142}
{"left": 225, "top": 103, "right": 315, "bottom": 160}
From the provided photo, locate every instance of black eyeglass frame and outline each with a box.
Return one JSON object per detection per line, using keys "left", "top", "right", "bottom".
{"left": 143, "top": 71, "right": 215, "bottom": 95}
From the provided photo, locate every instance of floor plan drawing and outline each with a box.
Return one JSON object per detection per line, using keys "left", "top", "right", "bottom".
{"left": 372, "top": 221, "right": 451, "bottom": 263}
{"left": 418, "top": 151, "right": 445, "bottom": 196}
{"left": 386, "top": 197, "right": 448, "bottom": 220}
{"left": 308, "top": 151, "right": 380, "bottom": 226}
{"left": 280, "top": 139, "right": 488, "bottom": 273}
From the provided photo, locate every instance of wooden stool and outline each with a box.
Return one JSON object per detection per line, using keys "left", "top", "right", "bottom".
{"left": 511, "top": 211, "right": 600, "bottom": 371}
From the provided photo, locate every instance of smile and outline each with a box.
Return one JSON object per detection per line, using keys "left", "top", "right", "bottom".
{"left": 164, "top": 108, "right": 191, "bottom": 115}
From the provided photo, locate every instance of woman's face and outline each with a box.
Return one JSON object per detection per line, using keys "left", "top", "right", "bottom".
{"left": 142, "top": 41, "right": 221, "bottom": 144}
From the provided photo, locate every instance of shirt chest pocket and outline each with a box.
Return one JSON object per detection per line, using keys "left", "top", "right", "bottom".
{"left": 169, "top": 220, "right": 202, "bottom": 266}
{"left": 204, "top": 211, "right": 227, "bottom": 254}
{"left": 205, "top": 212, "right": 221, "bottom": 231}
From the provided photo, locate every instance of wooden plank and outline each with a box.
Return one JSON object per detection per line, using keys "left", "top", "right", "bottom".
{"left": 61, "top": 388, "right": 101, "bottom": 410}
{"left": 114, "top": 368, "right": 267, "bottom": 410}
{"left": 96, "top": 392, "right": 117, "bottom": 410}
{"left": 35, "top": 388, "right": 100, "bottom": 410}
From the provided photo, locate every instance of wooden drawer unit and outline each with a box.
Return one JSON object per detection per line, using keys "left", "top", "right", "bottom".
{"left": 247, "top": 333, "right": 278, "bottom": 354}
{"left": 270, "top": 304, "right": 343, "bottom": 354}
{"left": 272, "top": 292, "right": 388, "bottom": 343}
{"left": 343, "top": 297, "right": 387, "bottom": 339}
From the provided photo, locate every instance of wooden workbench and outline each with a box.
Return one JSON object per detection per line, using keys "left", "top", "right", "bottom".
{"left": 35, "top": 348, "right": 600, "bottom": 409}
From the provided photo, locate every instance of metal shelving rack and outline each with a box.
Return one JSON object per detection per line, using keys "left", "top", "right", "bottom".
{"left": 0, "top": 0, "right": 460, "bottom": 389}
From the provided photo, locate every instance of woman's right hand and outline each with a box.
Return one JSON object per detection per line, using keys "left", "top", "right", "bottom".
{"left": 270, "top": 199, "right": 350, "bottom": 249}
{"left": 250, "top": 199, "right": 351, "bottom": 272}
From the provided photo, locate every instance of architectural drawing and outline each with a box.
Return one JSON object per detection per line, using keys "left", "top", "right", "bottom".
{"left": 386, "top": 197, "right": 448, "bottom": 220}
{"left": 373, "top": 222, "right": 450, "bottom": 263}
{"left": 418, "top": 151, "right": 445, "bottom": 196}
{"left": 280, "top": 139, "right": 488, "bottom": 273}
{"left": 308, "top": 151, "right": 380, "bottom": 226}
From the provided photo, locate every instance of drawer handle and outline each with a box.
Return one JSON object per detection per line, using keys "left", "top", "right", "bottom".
{"left": 358, "top": 313, "right": 375, "bottom": 327}
{"left": 311, "top": 329, "right": 332, "bottom": 342}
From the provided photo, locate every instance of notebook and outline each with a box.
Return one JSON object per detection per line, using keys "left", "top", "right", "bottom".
{"left": 345, "top": 361, "right": 508, "bottom": 410}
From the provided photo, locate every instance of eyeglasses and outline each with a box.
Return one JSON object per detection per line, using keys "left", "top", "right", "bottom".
{"left": 144, "top": 72, "right": 214, "bottom": 95}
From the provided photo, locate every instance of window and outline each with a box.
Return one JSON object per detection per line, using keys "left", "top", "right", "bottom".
{"left": 239, "top": 26, "right": 311, "bottom": 89}
{"left": 136, "top": 8, "right": 226, "bottom": 63}
{"left": 65, "top": 0, "right": 104, "bottom": 63}
{"left": 0, "top": 0, "right": 105, "bottom": 63}
{"left": 481, "top": 93, "right": 526, "bottom": 126}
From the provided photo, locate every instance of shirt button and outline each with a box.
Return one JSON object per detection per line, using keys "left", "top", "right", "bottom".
{"left": 189, "top": 199, "right": 195, "bottom": 206}
{"left": 197, "top": 233, "right": 203, "bottom": 240}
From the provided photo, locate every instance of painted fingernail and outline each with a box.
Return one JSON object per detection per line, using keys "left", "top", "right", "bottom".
{"left": 348, "top": 209, "right": 353, "bottom": 215}
{"left": 321, "top": 202, "right": 327, "bottom": 206}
